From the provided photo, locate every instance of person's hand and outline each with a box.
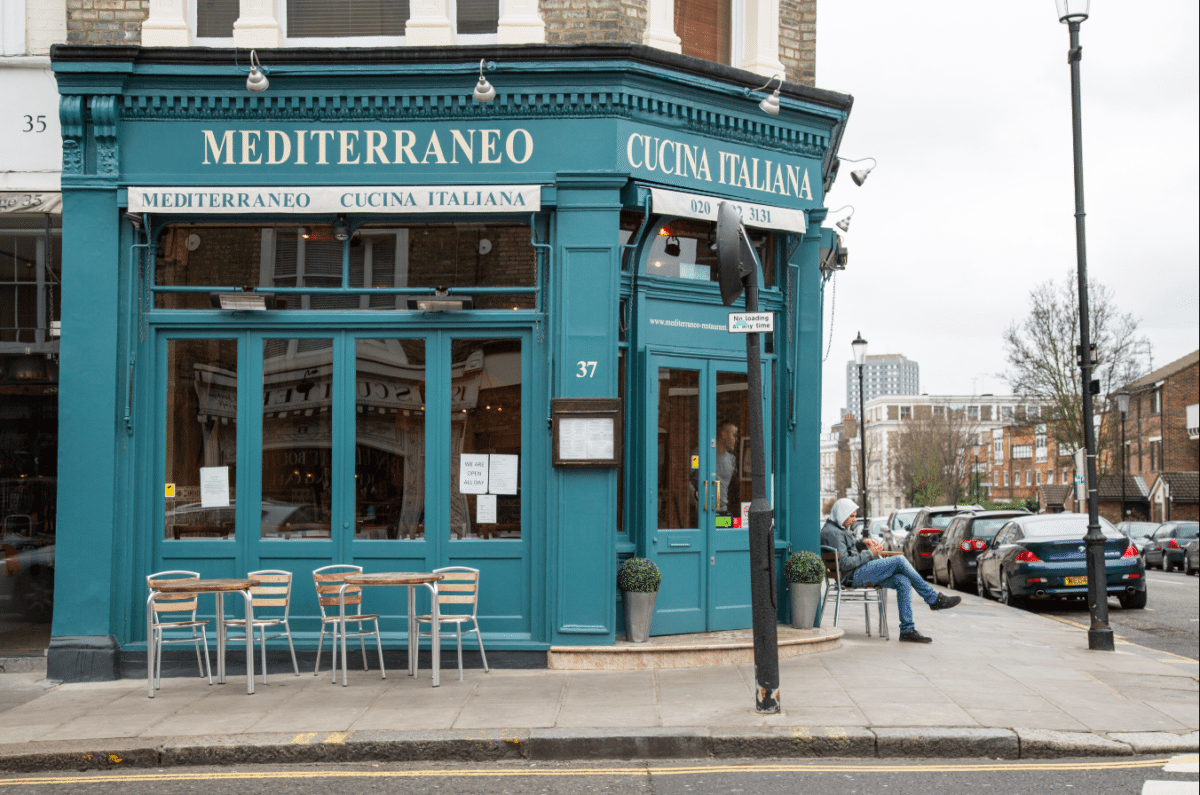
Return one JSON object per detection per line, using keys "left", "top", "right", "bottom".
{"left": 864, "top": 538, "right": 883, "bottom": 558}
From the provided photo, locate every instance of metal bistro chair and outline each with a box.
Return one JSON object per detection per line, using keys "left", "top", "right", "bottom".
{"left": 312, "top": 564, "right": 385, "bottom": 679}
{"left": 416, "top": 566, "right": 489, "bottom": 680}
{"left": 146, "top": 570, "right": 213, "bottom": 690}
{"left": 820, "top": 546, "right": 889, "bottom": 640}
{"left": 222, "top": 570, "right": 300, "bottom": 684}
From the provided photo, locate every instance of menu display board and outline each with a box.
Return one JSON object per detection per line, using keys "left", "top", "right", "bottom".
{"left": 551, "top": 398, "right": 621, "bottom": 467}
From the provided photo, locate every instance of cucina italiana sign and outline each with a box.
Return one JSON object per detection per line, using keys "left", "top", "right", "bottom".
{"left": 127, "top": 185, "right": 542, "bottom": 214}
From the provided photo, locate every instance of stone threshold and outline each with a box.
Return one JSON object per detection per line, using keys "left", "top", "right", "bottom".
{"left": 546, "top": 626, "right": 843, "bottom": 670}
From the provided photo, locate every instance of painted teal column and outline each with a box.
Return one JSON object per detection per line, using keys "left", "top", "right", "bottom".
{"left": 47, "top": 90, "right": 126, "bottom": 680}
{"left": 548, "top": 172, "right": 626, "bottom": 644}
{"left": 785, "top": 216, "right": 829, "bottom": 557}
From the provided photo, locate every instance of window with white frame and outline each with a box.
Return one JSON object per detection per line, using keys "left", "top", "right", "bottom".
{"left": 968, "top": 405, "right": 979, "bottom": 420}
{"left": 900, "top": 405, "right": 911, "bottom": 420}
{"left": 993, "top": 434, "right": 1003, "bottom": 464}
{"left": 1003, "top": 471, "right": 1009, "bottom": 487}
{"left": 1035, "top": 425, "right": 1047, "bottom": 463}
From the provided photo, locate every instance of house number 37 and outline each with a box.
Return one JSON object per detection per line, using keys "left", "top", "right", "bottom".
{"left": 576, "top": 361, "right": 597, "bottom": 378}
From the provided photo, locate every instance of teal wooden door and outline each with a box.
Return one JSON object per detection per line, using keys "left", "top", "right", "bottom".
{"left": 645, "top": 354, "right": 765, "bottom": 635}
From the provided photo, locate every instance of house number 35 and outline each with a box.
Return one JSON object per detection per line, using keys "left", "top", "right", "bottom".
{"left": 576, "top": 361, "right": 597, "bottom": 378}
{"left": 23, "top": 116, "right": 48, "bottom": 133}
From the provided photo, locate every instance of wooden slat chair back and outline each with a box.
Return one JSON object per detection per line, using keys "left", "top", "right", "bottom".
{"left": 416, "top": 566, "right": 489, "bottom": 680}
{"left": 222, "top": 569, "right": 300, "bottom": 684}
{"left": 311, "top": 564, "right": 384, "bottom": 678}
{"left": 146, "top": 570, "right": 212, "bottom": 690}
{"left": 819, "top": 546, "right": 889, "bottom": 640}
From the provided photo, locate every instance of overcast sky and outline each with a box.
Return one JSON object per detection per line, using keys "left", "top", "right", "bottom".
{"left": 814, "top": 0, "right": 1199, "bottom": 429}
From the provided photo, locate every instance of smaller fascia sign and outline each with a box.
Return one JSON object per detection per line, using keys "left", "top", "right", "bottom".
{"left": 650, "top": 187, "right": 806, "bottom": 234}
{"left": 127, "top": 185, "right": 541, "bottom": 214}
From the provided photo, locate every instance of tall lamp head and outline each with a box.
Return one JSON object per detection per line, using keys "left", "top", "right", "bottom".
{"left": 851, "top": 331, "right": 868, "bottom": 367}
{"left": 1116, "top": 389, "right": 1130, "bottom": 415}
{"left": 1055, "top": 0, "right": 1089, "bottom": 23}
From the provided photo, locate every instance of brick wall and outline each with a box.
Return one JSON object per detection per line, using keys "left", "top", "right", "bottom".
{"left": 1163, "top": 361, "right": 1199, "bottom": 472}
{"left": 779, "top": 0, "right": 815, "bottom": 85}
{"left": 66, "top": 0, "right": 148, "bottom": 45}
{"left": 544, "top": 0, "right": 632, "bottom": 44}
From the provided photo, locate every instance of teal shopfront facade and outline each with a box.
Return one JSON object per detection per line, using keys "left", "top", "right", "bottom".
{"left": 47, "top": 44, "right": 850, "bottom": 679}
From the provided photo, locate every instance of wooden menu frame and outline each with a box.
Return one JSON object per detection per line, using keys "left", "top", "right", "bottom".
{"left": 552, "top": 398, "right": 622, "bottom": 467}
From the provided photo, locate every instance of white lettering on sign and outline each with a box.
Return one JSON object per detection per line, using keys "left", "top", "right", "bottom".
{"left": 627, "top": 132, "right": 812, "bottom": 201}
{"left": 128, "top": 186, "right": 542, "bottom": 214}
{"left": 651, "top": 187, "right": 806, "bottom": 233}
{"left": 202, "top": 128, "right": 534, "bottom": 167}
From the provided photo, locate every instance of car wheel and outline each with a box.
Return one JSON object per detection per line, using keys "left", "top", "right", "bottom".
{"left": 999, "top": 572, "right": 1023, "bottom": 609}
{"left": 948, "top": 566, "right": 958, "bottom": 592}
{"left": 1118, "top": 589, "right": 1148, "bottom": 610}
{"left": 977, "top": 568, "right": 990, "bottom": 600}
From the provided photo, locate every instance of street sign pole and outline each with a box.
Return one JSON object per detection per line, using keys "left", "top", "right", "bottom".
{"left": 716, "top": 202, "right": 779, "bottom": 713}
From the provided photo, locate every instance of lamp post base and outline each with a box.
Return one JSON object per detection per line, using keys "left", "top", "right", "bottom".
{"left": 1088, "top": 627, "right": 1115, "bottom": 652}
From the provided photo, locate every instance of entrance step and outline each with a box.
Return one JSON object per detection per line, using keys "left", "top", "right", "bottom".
{"left": 546, "top": 625, "right": 843, "bottom": 670}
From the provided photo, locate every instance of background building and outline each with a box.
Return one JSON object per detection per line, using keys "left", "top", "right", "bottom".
{"left": 1, "top": 0, "right": 67, "bottom": 655}
{"left": 844, "top": 353, "right": 918, "bottom": 419}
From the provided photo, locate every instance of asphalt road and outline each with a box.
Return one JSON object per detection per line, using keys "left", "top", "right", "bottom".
{"left": 0, "top": 757, "right": 1196, "bottom": 794}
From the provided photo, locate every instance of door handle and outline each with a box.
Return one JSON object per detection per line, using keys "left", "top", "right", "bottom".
{"left": 714, "top": 479, "right": 721, "bottom": 513}
{"left": 703, "top": 480, "right": 710, "bottom": 511}
{"left": 669, "top": 542, "right": 691, "bottom": 548}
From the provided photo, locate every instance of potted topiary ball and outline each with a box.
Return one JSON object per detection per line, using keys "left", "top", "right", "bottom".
{"left": 784, "top": 550, "right": 825, "bottom": 629}
{"left": 617, "top": 557, "right": 661, "bottom": 642}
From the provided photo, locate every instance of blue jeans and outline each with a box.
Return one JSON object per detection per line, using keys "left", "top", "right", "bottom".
{"left": 850, "top": 556, "right": 939, "bottom": 634}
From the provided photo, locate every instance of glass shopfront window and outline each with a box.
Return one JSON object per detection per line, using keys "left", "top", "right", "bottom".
{"left": 355, "top": 339, "right": 426, "bottom": 540}
{"left": 643, "top": 219, "right": 775, "bottom": 288}
{"left": 449, "top": 338, "right": 522, "bottom": 540}
{"left": 163, "top": 339, "right": 238, "bottom": 540}
{"left": 155, "top": 222, "right": 536, "bottom": 310}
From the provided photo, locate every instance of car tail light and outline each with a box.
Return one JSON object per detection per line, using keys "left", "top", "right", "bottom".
{"left": 918, "top": 528, "right": 942, "bottom": 536}
{"left": 1016, "top": 549, "right": 1042, "bottom": 562}
{"left": 1170, "top": 539, "right": 1180, "bottom": 549}
{"left": 1026, "top": 577, "right": 1048, "bottom": 583}
{"left": 959, "top": 541, "right": 973, "bottom": 551}
{"left": 920, "top": 552, "right": 933, "bottom": 557}
{"left": 1122, "top": 545, "right": 1139, "bottom": 558}
{"left": 1122, "top": 573, "right": 1142, "bottom": 579}
{"left": 973, "top": 539, "right": 988, "bottom": 550}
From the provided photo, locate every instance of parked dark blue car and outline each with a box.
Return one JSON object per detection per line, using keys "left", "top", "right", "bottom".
{"left": 977, "top": 513, "right": 1146, "bottom": 610}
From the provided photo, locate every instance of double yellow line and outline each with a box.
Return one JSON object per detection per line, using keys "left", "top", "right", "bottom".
{"left": 1, "top": 756, "right": 1183, "bottom": 786}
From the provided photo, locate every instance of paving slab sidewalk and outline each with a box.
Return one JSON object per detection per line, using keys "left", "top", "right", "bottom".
{"left": 0, "top": 591, "right": 1196, "bottom": 771}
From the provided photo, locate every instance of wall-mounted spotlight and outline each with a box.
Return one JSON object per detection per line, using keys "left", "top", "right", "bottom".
{"left": 210, "top": 290, "right": 277, "bottom": 311}
{"left": 745, "top": 75, "right": 783, "bottom": 116}
{"left": 473, "top": 59, "right": 496, "bottom": 103}
{"left": 831, "top": 205, "right": 855, "bottom": 233}
{"left": 246, "top": 50, "right": 269, "bottom": 93}
{"left": 407, "top": 286, "right": 474, "bottom": 311}
{"left": 839, "top": 157, "right": 877, "bottom": 186}
{"left": 333, "top": 216, "right": 349, "bottom": 242}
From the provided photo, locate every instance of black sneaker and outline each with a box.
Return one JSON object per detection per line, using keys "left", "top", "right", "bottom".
{"left": 930, "top": 593, "right": 962, "bottom": 611}
{"left": 899, "top": 630, "right": 933, "bottom": 643}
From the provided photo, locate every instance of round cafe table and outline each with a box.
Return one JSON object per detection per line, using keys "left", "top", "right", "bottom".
{"left": 146, "top": 578, "right": 259, "bottom": 698}
{"left": 337, "top": 572, "right": 445, "bottom": 687}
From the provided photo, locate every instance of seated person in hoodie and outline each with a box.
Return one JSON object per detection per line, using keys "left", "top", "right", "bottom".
{"left": 820, "top": 497, "right": 960, "bottom": 643}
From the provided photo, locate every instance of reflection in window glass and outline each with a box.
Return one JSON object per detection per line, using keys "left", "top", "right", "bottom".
{"left": 164, "top": 339, "right": 237, "bottom": 540}
{"left": 658, "top": 368, "right": 699, "bottom": 529}
{"left": 355, "top": 339, "right": 426, "bottom": 539}
{"left": 644, "top": 219, "right": 774, "bottom": 287}
{"left": 457, "top": 0, "right": 499, "bottom": 33}
{"left": 716, "top": 370, "right": 748, "bottom": 521}
{"left": 450, "top": 339, "right": 521, "bottom": 540}
{"left": 261, "top": 339, "right": 333, "bottom": 539}
{"left": 196, "top": 0, "right": 238, "bottom": 36}
{"left": 156, "top": 223, "right": 536, "bottom": 310}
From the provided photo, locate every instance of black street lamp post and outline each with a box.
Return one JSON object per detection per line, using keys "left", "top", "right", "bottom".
{"left": 1117, "top": 390, "right": 1130, "bottom": 521}
{"left": 1056, "top": 0, "right": 1113, "bottom": 651}
{"left": 852, "top": 333, "right": 868, "bottom": 521}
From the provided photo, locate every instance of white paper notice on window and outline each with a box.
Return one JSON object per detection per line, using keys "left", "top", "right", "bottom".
{"left": 488, "top": 454, "right": 519, "bottom": 495}
{"left": 459, "top": 454, "right": 490, "bottom": 494}
{"left": 476, "top": 494, "right": 497, "bottom": 524}
{"left": 559, "top": 417, "right": 614, "bottom": 460}
{"left": 199, "top": 466, "right": 230, "bottom": 508}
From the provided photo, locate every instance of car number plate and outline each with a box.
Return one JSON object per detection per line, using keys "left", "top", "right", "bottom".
{"left": 1065, "top": 576, "right": 1087, "bottom": 586}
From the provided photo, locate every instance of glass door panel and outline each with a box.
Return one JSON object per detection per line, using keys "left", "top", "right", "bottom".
{"left": 354, "top": 339, "right": 426, "bottom": 540}
{"left": 449, "top": 338, "right": 523, "bottom": 541}
{"left": 260, "top": 338, "right": 333, "bottom": 539}
{"left": 708, "top": 367, "right": 752, "bottom": 630}
{"left": 164, "top": 339, "right": 238, "bottom": 540}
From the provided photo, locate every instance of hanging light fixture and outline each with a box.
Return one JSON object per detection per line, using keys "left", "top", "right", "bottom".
{"left": 839, "top": 157, "right": 877, "bottom": 186}
{"left": 745, "top": 75, "right": 782, "bottom": 116}
{"left": 333, "top": 215, "right": 349, "bottom": 242}
{"left": 831, "top": 205, "right": 855, "bottom": 233}
{"left": 473, "top": 59, "right": 496, "bottom": 103}
{"left": 246, "top": 50, "right": 269, "bottom": 93}
{"left": 664, "top": 235, "right": 681, "bottom": 257}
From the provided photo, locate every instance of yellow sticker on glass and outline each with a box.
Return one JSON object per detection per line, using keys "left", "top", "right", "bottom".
{"left": 691, "top": 455, "right": 700, "bottom": 469}
{"left": 165, "top": 483, "right": 175, "bottom": 498}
